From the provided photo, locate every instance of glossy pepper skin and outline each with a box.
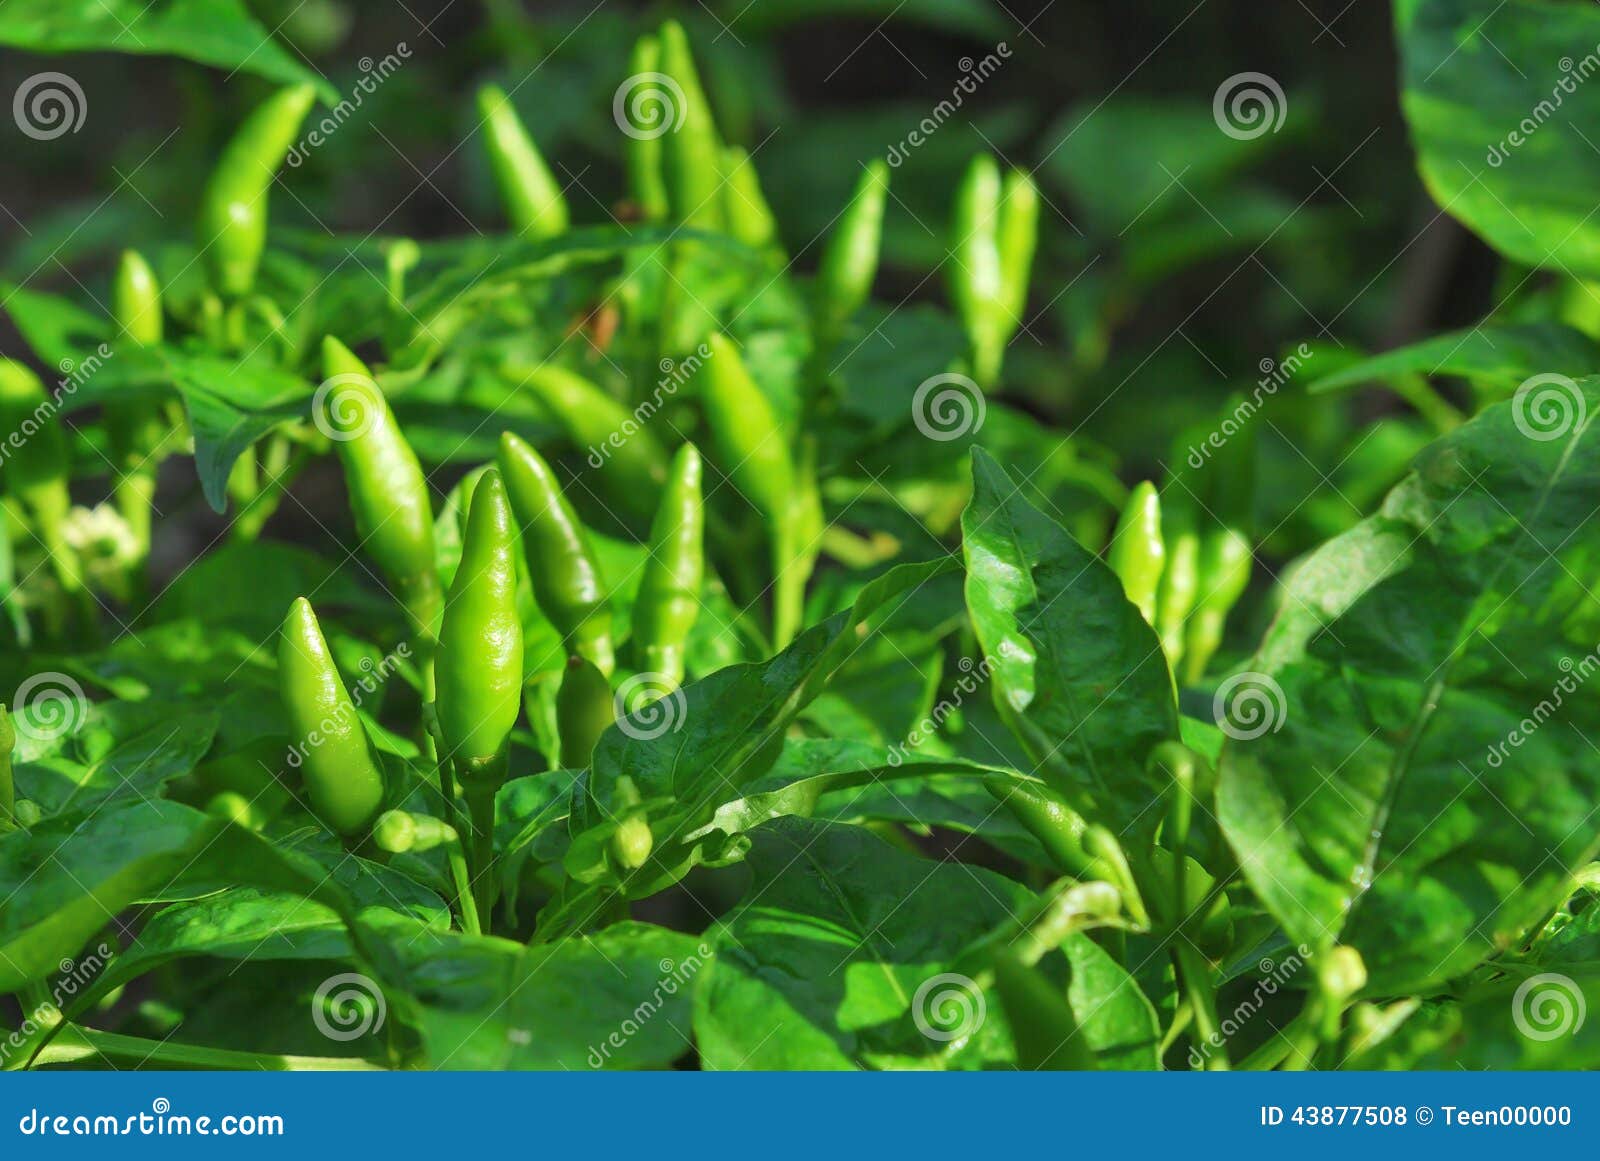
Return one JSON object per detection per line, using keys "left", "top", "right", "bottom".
{"left": 556, "top": 656, "right": 615, "bottom": 769}
{"left": 814, "top": 161, "right": 889, "bottom": 347}
{"left": 656, "top": 19, "right": 723, "bottom": 230}
{"left": 435, "top": 469, "right": 524, "bottom": 778}
{"left": 1108, "top": 481, "right": 1164, "bottom": 626}
{"left": 698, "top": 334, "right": 793, "bottom": 522}
{"left": 1155, "top": 499, "right": 1200, "bottom": 673}
{"left": 947, "top": 155, "right": 1007, "bottom": 387}
{"left": 498, "top": 432, "right": 615, "bottom": 676}
{"left": 632, "top": 443, "right": 704, "bottom": 689}
{"left": 1183, "top": 528, "right": 1252, "bottom": 684}
{"left": 622, "top": 35, "right": 670, "bottom": 221}
{"left": 0, "top": 360, "right": 85, "bottom": 597}
{"left": 278, "top": 597, "right": 386, "bottom": 835}
{"left": 997, "top": 167, "right": 1039, "bottom": 324}
{"left": 197, "top": 84, "right": 316, "bottom": 297}
{"left": 984, "top": 776, "right": 1092, "bottom": 878}
{"left": 512, "top": 363, "right": 668, "bottom": 522}
{"left": 108, "top": 250, "right": 168, "bottom": 560}
{"left": 321, "top": 337, "right": 443, "bottom": 639}
{"left": 477, "top": 84, "right": 569, "bottom": 239}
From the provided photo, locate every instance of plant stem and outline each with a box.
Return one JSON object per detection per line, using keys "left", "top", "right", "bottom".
{"left": 1174, "top": 942, "right": 1230, "bottom": 1070}
{"left": 444, "top": 833, "right": 482, "bottom": 936}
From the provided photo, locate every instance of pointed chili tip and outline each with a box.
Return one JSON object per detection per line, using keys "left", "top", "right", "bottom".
{"left": 674, "top": 441, "right": 702, "bottom": 482}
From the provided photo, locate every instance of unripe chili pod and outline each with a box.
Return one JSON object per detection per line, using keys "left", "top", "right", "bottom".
{"left": 321, "top": 336, "right": 443, "bottom": 639}
{"left": 197, "top": 84, "right": 316, "bottom": 297}
{"left": 814, "top": 161, "right": 889, "bottom": 347}
{"left": 0, "top": 360, "right": 85, "bottom": 597}
{"left": 621, "top": 35, "right": 670, "bottom": 221}
{"left": 1182, "top": 528, "right": 1253, "bottom": 684}
{"left": 513, "top": 363, "right": 668, "bottom": 521}
{"left": 556, "top": 655, "right": 615, "bottom": 769}
{"left": 498, "top": 432, "right": 615, "bottom": 676}
{"left": 108, "top": 250, "right": 168, "bottom": 562}
{"left": 436, "top": 469, "right": 524, "bottom": 779}
{"left": 609, "top": 775, "right": 653, "bottom": 872}
{"left": 1108, "top": 481, "right": 1164, "bottom": 626}
{"left": 112, "top": 249, "right": 163, "bottom": 346}
{"left": 477, "top": 83, "right": 570, "bottom": 239}
{"left": 698, "top": 333, "right": 793, "bottom": 521}
{"left": 632, "top": 443, "right": 703, "bottom": 689}
{"left": 997, "top": 167, "right": 1039, "bottom": 324}
{"left": 372, "top": 809, "right": 457, "bottom": 855}
{"left": 1155, "top": 500, "right": 1200, "bottom": 671}
{"left": 947, "top": 155, "right": 1007, "bottom": 387}
{"left": 656, "top": 19, "right": 723, "bottom": 230}
{"left": 278, "top": 597, "right": 386, "bottom": 835}
{"left": 721, "top": 146, "right": 780, "bottom": 252}
{"left": 984, "top": 776, "right": 1091, "bottom": 878}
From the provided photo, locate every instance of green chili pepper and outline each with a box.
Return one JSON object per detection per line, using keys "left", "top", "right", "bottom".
{"left": 477, "top": 83, "right": 570, "bottom": 239}
{"left": 1147, "top": 740, "right": 1200, "bottom": 927}
{"left": 321, "top": 336, "right": 443, "bottom": 639}
{"left": 278, "top": 597, "right": 386, "bottom": 836}
{"left": 609, "top": 775, "right": 653, "bottom": 872}
{"left": 372, "top": 809, "right": 456, "bottom": 854}
{"left": 556, "top": 655, "right": 615, "bottom": 769}
{"left": 632, "top": 443, "right": 703, "bottom": 688}
{"left": 1155, "top": 498, "right": 1199, "bottom": 672}
{"left": 948, "top": 155, "right": 1006, "bottom": 387}
{"left": 197, "top": 84, "right": 316, "bottom": 298}
{"left": 656, "top": 19, "right": 723, "bottom": 230}
{"left": 1182, "top": 528, "right": 1252, "bottom": 684}
{"left": 721, "top": 146, "right": 780, "bottom": 252}
{"left": 107, "top": 250, "right": 169, "bottom": 566}
{"left": 992, "top": 951, "right": 1098, "bottom": 1070}
{"left": 1108, "top": 481, "right": 1164, "bottom": 626}
{"left": 435, "top": 468, "right": 524, "bottom": 779}
{"left": 498, "top": 431, "right": 615, "bottom": 676}
{"left": 814, "top": 161, "right": 889, "bottom": 349}
{"left": 622, "top": 35, "right": 670, "bottom": 221}
{"left": 511, "top": 363, "right": 668, "bottom": 522}
{"left": 984, "top": 776, "right": 1092, "bottom": 878}
{"left": 0, "top": 704, "right": 13, "bottom": 830}
{"left": 0, "top": 360, "right": 85, "bottom": 600}
{"left": 998, "top": 167, "right": 1039, "bottom": 324}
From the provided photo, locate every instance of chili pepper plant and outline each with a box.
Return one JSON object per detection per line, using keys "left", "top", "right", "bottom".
{"left": 3, "top": 3, "right": 1600, "bottom": 1072}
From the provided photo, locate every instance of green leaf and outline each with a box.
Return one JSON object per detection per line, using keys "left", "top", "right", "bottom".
{"left": 0, "top": 0, "right": 333, "bottom": 98}
{"left": 962, "top": 449, "right": 1179, "bottom": 845}
{"left": 1396, "top": 0, "right": 1600, "bottom": 275}
{"left": 1308, "top": 324, "right": 1600, "bottom": 396}
{"left": 1219, "top": 379, "right": 1600, "bottom": 991}
{"left": 694, "top": 818, "right": 1033, "bottom": 1069}
{"left": 1061, "top": 933, "right": 1162, "bottom": 1070}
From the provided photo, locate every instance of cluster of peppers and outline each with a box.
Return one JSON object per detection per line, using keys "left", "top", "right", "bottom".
{"left": 280, "top": 339, "right": 707, "bottom": 932}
